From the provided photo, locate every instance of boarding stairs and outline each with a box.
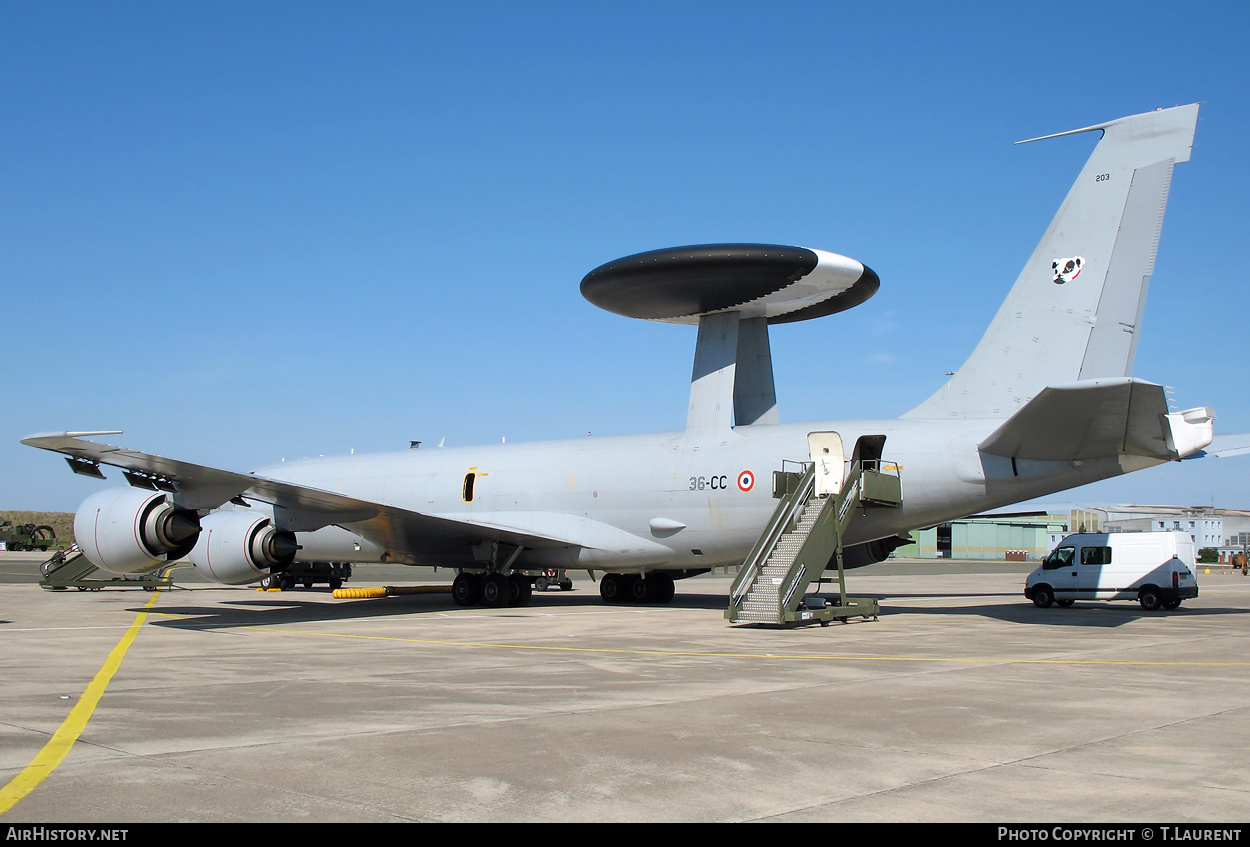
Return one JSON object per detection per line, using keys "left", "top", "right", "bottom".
{"left": 726, "top": 435, "right": 901, "bottom": 627}
{"left": 39, "top": 548, "right": 175, "bottom": 591}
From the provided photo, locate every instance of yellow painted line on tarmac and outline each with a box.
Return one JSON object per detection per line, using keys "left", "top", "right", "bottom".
{"left": 0, "top": 591, "right": 160, "bottom": 815}
{"left": 246, "top": 626, "right": 1250, "bottom": 666}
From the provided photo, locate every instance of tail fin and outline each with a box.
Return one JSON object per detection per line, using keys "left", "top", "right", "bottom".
{"left": 903, "top": 104, "right": 1199, "bottom": 420}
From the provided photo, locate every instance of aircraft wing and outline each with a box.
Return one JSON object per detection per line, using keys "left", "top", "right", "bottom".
{"left": 977, "top": 379, "right": 1214, "bottom": 462}
{"left": 21, "top": 433, "right": 670, "bottom": 564}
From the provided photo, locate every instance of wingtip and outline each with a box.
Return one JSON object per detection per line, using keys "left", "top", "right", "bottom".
{"left": 21, "top": 430, "right": 123, "bottom": 445}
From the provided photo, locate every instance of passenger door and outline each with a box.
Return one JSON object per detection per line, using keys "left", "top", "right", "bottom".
{"left": 1075, "top": 544, "right": 1112, "bottom": 598}
{"left": 1042, "top": 545, "right": 1077, "bottom": 598}
{"left": 807, "top": 432, "right": 845, "bottom": 498}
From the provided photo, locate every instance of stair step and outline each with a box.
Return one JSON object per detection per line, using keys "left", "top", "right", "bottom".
{"left": 736, "top": 611, "right": 780, "bottom": 623}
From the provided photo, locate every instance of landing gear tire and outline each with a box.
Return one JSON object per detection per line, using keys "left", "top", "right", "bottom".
{"left": 481, "top": 573, "right": 513, "bottom": 608}
{"left": 628, "top": 575, "right": 654, "bottom": 603}
{"left": 630, "top": 573, "right": 676, "bottom": 604}
{"left": 509, "top": 573, "right": 533, "bottom": 607}
{"left": 452, "top": 573, "right": 481, "bottom": 606}
{"left": 600, "top": 573, "right": 627, "bottom": 604}
{"left": 652, "top": 573, "right": 675, "bottom": 604}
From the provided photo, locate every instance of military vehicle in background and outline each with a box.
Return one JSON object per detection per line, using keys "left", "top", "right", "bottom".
{"left": 0, "top": 521, "right": 56, "bottom": 552}
{"left": 259, "top": 561, "right": 352, "bottom": 590}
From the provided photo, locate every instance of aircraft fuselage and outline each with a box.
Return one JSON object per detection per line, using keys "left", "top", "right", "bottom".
{"left": 266, "top": 418, "right": 1142, "bottom": 572}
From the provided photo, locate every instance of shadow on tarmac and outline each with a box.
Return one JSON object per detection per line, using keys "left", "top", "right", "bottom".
{"left": 132, "top": 583, "right": 1249, "bottom": 633}
{"left": 872, "top": 594, "right": 1247, "bottom": 628}
{"left": 136, "top": 585, "right": 734, "bottom": 630}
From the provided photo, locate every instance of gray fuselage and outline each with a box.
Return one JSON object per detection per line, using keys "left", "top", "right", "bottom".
{"left": 261, "top": 418, "right": 1139, "bottom": 573}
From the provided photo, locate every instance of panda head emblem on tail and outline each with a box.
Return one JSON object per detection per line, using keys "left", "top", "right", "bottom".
{"left": 1052, "top": 256, "right": 1084, "bottom": 284}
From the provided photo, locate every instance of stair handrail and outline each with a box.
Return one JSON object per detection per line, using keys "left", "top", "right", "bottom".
{"left": 728, "top": 463, "right": 817, "bottom": 612}
{"left": 778, "top": 458, "right": 868, "bottom": 612}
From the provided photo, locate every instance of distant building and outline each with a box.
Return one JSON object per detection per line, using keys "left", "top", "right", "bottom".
{"left": 1089, "top": 505, "right": 1250, "bottom": 561}
{"left": 894, "top": 512, "right": 1070, "bottom": 560}
{"left": 891, "top": 505, "right": 1250, "bottom": 562}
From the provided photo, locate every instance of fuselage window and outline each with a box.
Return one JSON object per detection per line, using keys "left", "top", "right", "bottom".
{"left": 462, "top": 472, "right": 476, "bottom": 502}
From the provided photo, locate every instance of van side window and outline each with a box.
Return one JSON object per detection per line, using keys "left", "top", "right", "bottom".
{"left": 1080, "top": 546, "right": 1112, "bottom": 565}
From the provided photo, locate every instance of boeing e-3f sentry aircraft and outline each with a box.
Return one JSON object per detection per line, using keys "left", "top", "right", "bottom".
{"left": 23, "top": 104, "right": 1230, "bottom": 613}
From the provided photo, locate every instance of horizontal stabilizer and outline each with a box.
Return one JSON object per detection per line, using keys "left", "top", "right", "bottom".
{"left": 978, "top": 379, "right": 1212, "bottom": 462}
{"left": 1182, "top": 432, "right": 1250, "bottom": 460}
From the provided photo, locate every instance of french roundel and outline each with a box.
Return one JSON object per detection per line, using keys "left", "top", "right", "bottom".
{"left": 737, "top": 470, "right": 755, "bottom": 492}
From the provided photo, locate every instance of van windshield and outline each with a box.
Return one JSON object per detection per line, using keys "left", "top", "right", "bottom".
{"left": 1045, "top": 547, "right": 1074, "bottom": 569}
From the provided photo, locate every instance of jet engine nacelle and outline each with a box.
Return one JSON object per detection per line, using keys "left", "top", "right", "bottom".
{"left": 75, "top": 487, "right": 202, "bottom": 575}
{"left": 840, "top": 534, "right": 913, "bottom": 569}
{"left": 188, "top": 511, "right": 298, "bottom": 585}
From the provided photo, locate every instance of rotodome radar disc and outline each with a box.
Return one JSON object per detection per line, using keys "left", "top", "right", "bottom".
{"left": 580, "top": 243, "right": 879, "bottom": 325}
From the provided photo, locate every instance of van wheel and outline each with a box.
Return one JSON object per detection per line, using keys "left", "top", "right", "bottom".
{"left": 1163, "top": 598, "right": 1181, "bottom": 610}
{"left": 1032, "top": 585, "right": 1054, "bottom": 608}
{"left": 1056, "top": 599, "right": 1074, "bottom": 608}
{"left": 1139, "top": 587, "right": 1162, "bottom": 611}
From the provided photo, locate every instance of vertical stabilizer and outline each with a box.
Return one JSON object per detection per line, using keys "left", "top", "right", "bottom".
{"left": 733, "top": 316, "right": 780, "bottom": 426}
{"left": 904, "top": 104, "right": 1198, "bottom": 420}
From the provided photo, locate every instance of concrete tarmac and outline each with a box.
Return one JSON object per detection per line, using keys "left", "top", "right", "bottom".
{"left": 1, "top": 551, "right": 1248, "bottom": 823}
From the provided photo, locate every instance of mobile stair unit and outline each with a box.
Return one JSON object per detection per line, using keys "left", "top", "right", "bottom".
{"left": 39, "top": 548, "right": 175, "bottom": 591}
{"left": 727, "top": 434, "right": 901, "bottom": 627}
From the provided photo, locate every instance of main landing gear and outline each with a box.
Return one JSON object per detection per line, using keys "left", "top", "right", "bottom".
{"left": 451, "top": 570, "right": 677, "bottom": 608}
{"left": 598, "top": 572, "right": 675, "bottom": 605}
{"left": 452, "top": 572, "right": 534, "bottom": 608}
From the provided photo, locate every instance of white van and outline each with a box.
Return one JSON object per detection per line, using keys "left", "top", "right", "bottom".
{"left": 1024, "top": 531, "right": 1199, "bottom": 611}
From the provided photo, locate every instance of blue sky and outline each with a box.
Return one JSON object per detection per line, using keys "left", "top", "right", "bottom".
{"left": 3, "top": 1, "right": 1248, "bottom": 513}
